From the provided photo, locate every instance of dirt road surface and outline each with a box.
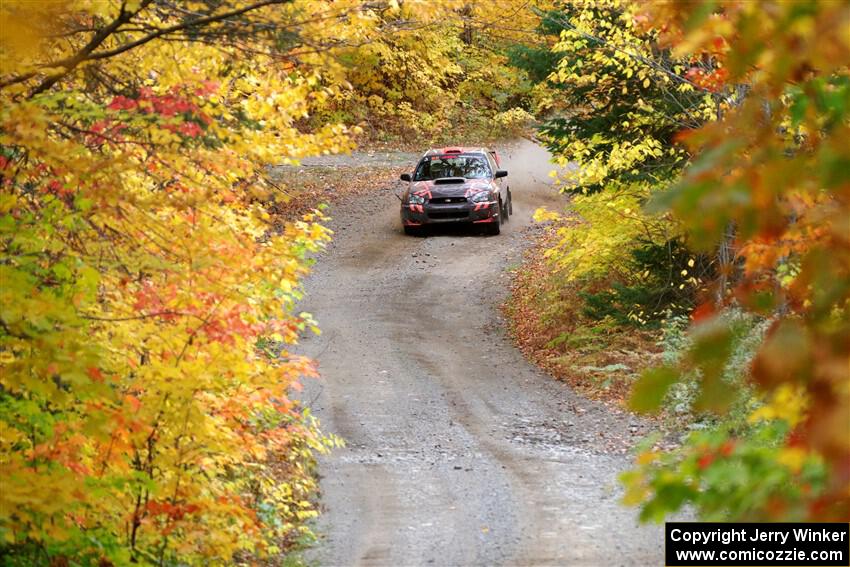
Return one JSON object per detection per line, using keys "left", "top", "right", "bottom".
{"left": 297, "top": 140, "right": 664, "bottom": 566}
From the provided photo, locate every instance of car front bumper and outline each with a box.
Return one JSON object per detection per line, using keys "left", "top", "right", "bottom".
{"left": 401, "top": 201, "right": 499, "bottom": 226}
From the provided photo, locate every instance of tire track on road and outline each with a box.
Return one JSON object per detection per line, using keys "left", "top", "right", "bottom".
{"left": 298, "top": 140, "right": 665, "bottom": 566}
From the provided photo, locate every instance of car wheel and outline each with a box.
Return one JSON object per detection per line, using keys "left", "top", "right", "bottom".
{"left": 508, "top": 191, "right": 513, "bottom": 215}
{"left": 404, "top": 225, "right": 423, "bottom": 236}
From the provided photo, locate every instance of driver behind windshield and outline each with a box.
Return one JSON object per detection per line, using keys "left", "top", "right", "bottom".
{"left": 413, "top": 156, "right": 490, "bottom": 181}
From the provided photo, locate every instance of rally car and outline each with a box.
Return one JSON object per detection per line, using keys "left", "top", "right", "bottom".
{"left": 399, "top": 147, "right": 512, "bottom": 235}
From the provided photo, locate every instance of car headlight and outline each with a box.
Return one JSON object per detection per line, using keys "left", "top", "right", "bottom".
{"left": 408, "top": 193, "right": 426, "bottom": 205}
{"left": 470, "top": 191, "right": 492, "bottom": 203}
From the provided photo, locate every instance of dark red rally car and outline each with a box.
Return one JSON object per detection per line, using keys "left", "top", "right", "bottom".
{"left": 399, "top": 147, "right": 512, "bottom": 235}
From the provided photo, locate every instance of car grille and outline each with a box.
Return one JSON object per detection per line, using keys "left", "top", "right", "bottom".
{"left": 428, "top": 211, "right": 469, "bottom": 219}
{"left": 429, "top": 197, "right": 468, "bottom": 204}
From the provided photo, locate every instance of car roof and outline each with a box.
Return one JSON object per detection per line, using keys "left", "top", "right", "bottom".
{"left": 423, "top": 146, "right": 492, "bottom": 157}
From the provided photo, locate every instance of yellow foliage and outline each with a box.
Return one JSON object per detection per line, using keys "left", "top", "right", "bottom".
{"left": 748, "top": 384, "right": 808, "bottom": 428}
{"left": 543, "top": 188, "right": 678, "bottom": 283}
{"left": 0, "top": 0, "right": 473, "bottom": 562}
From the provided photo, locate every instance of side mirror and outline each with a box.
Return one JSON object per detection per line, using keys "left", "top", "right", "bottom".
{"left": 400, "top": 173, "right": 412, "bottom": 182}
{"left": 494, "top": 170, "right": 508, "bottom": 179}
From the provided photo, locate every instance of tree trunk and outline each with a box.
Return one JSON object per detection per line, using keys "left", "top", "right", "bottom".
{"left": 461, "top": 3, "right": 474, "bottom": 45}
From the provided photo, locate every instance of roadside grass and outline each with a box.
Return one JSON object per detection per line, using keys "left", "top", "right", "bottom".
{"left": 503, "top": 227, "right": 663, "bottom": 407}
{"left": 504, "top": 225, "right": 771, "bottom": 442}
{"left": 267, "top": 165, "right": 406, "bottom": 222}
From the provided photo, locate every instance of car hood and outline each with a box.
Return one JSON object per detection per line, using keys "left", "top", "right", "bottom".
{"left": 410, "top": 178, "right": 493, "bottom": 198}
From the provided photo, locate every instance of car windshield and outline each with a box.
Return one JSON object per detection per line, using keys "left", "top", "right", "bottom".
{"left": 413, "top": 155, "right": 491, "bottom": 181}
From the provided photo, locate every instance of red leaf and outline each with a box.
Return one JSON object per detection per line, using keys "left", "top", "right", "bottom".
{"left": 697, "top": 453, "right": 715, "bottom": 470}
{"left": 124, "top": 395, "right": 141, "bottom": 413}
{"left": 690, "top": 301, "right": 715, "bottom": 322}
{"left": 87, "top": 367, "right": 104, "bottom": 382}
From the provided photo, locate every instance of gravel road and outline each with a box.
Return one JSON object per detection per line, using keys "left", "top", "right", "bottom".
{"left": 297, "top": 139, "right": 664, "bottom": 566}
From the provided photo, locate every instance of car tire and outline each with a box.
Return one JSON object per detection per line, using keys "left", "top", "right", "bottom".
{"left": 508, "top": 191, "right": 513, "bottom": 215}
{"left": 403, "top": 225, "right": 423, "bottom": 237}
{"left": 485, "top": 218, "right": 501, "bottom": 235}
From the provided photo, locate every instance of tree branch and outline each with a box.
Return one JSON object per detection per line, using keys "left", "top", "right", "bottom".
{"left": 78, "top": 0, "right": 288, "bottom": 64}
{"left": 28, "top": 0, "right": 155, "bottom": 96}
{"left": 1, "top": 0, "right": 294, "bottom": 97}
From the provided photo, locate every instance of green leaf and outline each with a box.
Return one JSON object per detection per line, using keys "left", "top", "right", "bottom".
{"left": 629, "top": 365, "right": 679, "bottom": 414}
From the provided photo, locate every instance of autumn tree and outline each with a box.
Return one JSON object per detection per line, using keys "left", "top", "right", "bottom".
{"left": 520, "top": 0, "right": 718, "bottom": 327}
{"left": 625, "top": 0, "right": 850, "bottom": 522}
{"left": 306, "top": 0, "right": 552, "bottom": 142}
{"left": 0, "top": 0, "right": 474, "bottom": 563}
{"left": 516, "top": 0, "right": 848, "bottom": 522}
